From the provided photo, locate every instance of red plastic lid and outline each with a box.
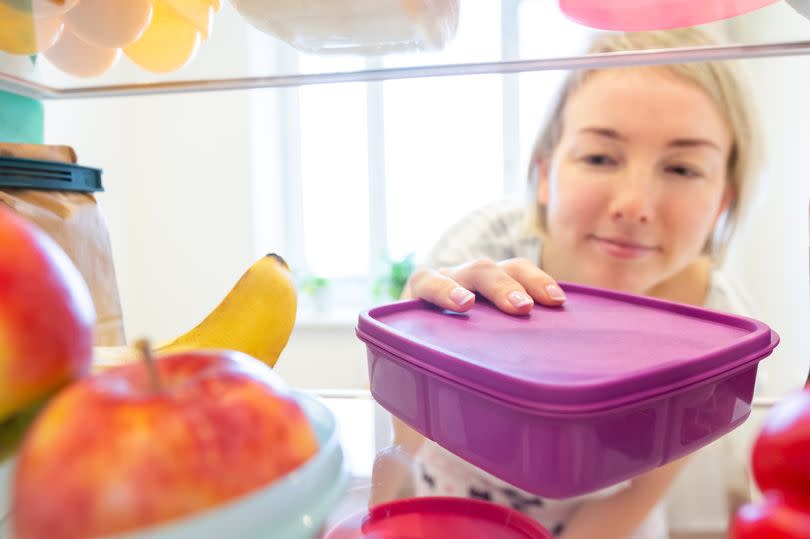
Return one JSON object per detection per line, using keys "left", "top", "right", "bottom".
{"left": 324, "top": 497, "right": 553, "bottom": 539}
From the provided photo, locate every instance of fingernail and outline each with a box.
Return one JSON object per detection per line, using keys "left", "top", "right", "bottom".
{"left": 450, "top": 287, "right": 474, "bottom": 307}
{"left": 508, "top": 290, "right": 533, "bottom": 308}
{"left": 546, "top": 284, "right": 566, "bottom": 301}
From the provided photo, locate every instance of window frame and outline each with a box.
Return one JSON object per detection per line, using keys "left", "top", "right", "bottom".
{"left": 271, "top": 1, "right": 523, "bottom": 315}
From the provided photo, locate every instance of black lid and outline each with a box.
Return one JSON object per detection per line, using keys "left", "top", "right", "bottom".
{"left": 0, "top": 156, "right": 103, "bottom": 193}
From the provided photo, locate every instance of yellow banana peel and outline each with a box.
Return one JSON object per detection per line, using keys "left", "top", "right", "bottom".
{"left": 94, "top": 253, "right": 297, "bottom": 371}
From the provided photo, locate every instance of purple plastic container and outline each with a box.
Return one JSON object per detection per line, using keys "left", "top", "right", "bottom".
{"left": 356, "top": 282, "right": 779, "bottom": 498}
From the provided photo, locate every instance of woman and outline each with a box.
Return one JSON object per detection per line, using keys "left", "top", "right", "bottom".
{"left": 371, "top": 27, "right": 761, "bottom": 539}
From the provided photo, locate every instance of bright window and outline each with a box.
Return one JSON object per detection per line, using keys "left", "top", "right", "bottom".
{"left": 269, "top": 1, "right": 593, "bottom": 311}
{"left": 297, "top": 57, "right": 370, "bottom": 278}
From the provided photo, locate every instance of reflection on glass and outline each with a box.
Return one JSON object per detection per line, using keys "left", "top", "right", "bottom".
{"left": 232, "top": 0, "right": 460, "bottom": 55}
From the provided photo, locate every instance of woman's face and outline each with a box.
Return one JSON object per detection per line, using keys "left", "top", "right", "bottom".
{"left": 538, "top": 69, "right": 733, "bottom": 294}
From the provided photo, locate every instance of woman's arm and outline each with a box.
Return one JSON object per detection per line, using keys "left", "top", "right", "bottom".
{"left": 369, "top": 401, "right": 427, "bottom": 506}
{"left": 559, "top": 457, "right": 689, "bottom": 539}
{"left": 368, "top": 280, "right": 427, "bottom": 506}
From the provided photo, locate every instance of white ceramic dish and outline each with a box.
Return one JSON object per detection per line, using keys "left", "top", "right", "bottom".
{"left": 0, "top": 392, "right": 348, "bottom": 539}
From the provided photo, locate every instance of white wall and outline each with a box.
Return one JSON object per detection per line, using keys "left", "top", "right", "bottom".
{"left": 724, "top": 2, "right": 810, "bottom": 398}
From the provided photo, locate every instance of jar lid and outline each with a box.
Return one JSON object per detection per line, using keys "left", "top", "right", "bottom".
{"left": 0, "top": 156, "right": 103, "bottom": 192}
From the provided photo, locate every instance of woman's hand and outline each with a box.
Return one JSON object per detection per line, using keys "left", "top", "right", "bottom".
{"left": 404, "top": 257, "right": 566, "bottom": 315}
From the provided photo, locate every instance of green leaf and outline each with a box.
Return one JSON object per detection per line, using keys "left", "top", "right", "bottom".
{"left": 300, "top": 275, "right": 329, "bottom": 296}
{"left": 374, "top": 253, "right": 415, "bottom": 300}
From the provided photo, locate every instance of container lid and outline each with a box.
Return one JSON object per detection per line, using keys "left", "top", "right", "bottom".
{"left": 0, "top": 156, "right": 103, "bottom": 192}
{"left": 324, "top": 497, "right": 553, "bottom": 539}
{"left": 357, "top": 282, "right": 779, "bottom": 413}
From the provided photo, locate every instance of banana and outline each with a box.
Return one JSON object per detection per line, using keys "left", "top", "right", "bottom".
{"left": 93, "top": 253, "right": 297, "bottom": 371}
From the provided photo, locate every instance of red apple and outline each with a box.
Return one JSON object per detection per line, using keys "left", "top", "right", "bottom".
{"left": 0, "top": 205, "right": 95, "bottom": 424}
{"left": 11, "top": 349, "right": 319, "bottom": 539}
{"left": 751, "top": 388, "right": 810, "bottom": 505}
{"left": 732, "top": 492, "right": 810, "bottom": 539}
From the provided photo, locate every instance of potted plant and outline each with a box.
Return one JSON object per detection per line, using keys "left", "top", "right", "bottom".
{"left": 299, "top": 274, "right": 332, "bottom": 312}
{"left": 373, "top": 253, "right": 415, "bottom": 301}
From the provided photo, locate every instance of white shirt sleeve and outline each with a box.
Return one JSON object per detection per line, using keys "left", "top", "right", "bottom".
{"left": 421, "top": 199, "right": 540, "bottom": 269}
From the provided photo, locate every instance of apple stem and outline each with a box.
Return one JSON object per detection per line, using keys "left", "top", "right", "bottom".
{"left": 134, "top": 338, "right": 163, "bottom": 394}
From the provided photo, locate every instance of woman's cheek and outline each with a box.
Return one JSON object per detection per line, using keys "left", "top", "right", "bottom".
{"left": 662, "top": 193, "right": 721, "bottom": 252}
{"left": 552, "top": 174, "right": 610, "bottom": 230}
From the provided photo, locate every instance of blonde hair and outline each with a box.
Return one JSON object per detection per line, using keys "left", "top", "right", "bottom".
{"left": 527, "top": 28, "right": 762, "bottom": 265}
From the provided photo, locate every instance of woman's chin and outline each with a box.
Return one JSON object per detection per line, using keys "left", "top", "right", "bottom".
{"left": 579, "top": 269, "right": 651, "bottom": 296}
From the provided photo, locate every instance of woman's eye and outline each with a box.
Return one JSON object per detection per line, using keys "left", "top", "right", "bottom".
{"left": 666, "top": 165, "right": 702, "bottom": 178}
{"left": 583, "top": 154, "right": 615, "bottom": 166}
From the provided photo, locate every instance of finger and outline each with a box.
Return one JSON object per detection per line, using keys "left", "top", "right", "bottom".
{"left": 407, "top": 267, "right": 476, "bottom": 312}
{"left": 498, "top": 258, "right": 566, "bottom": 306}
{"left": 449, "top": 259, "right": 534, "bottom": 315}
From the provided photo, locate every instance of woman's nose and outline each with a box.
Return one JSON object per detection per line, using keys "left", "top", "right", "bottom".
{"left": 608, "top": 171, "right": 655, "bottom": 225}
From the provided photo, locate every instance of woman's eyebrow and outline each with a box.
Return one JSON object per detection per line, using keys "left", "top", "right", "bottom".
{"left": 577, "top": 126, "right": 625, "bottom": 140}
{"left": 578, "top": 127, "right": 722, "bottom": 152}
{"left": 667, "top": 138, "right": 722, "bottom": 151}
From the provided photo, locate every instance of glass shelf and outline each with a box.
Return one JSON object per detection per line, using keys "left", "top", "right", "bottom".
{"left": 1, "top": 0, "right": 810, "bottom": 99}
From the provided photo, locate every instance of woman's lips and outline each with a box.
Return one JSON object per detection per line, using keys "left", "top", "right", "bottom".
{"left": 589, "top": 235, "right": 659, "bottom": 259}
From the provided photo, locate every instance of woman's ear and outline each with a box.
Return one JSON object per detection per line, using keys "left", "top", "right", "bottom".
{"left": 712, "top": 182, "right": 736, "bottom": 229}
{"left": 535, "top": 158, "right": 551, "bottom": 206}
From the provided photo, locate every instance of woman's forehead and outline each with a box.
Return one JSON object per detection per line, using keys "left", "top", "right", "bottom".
{"left": 561, "top": 68, "right": 732, "bottom": 148}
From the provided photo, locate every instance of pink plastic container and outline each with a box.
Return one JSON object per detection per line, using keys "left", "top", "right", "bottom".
{"left": 558, "top": 0, "right": 779, "bottom": 30}
{"left": 356, "top": 283, "right": 779, "bottom": 498}
{"left": 324, "top": 497, "right": 553, "bottom": 539}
